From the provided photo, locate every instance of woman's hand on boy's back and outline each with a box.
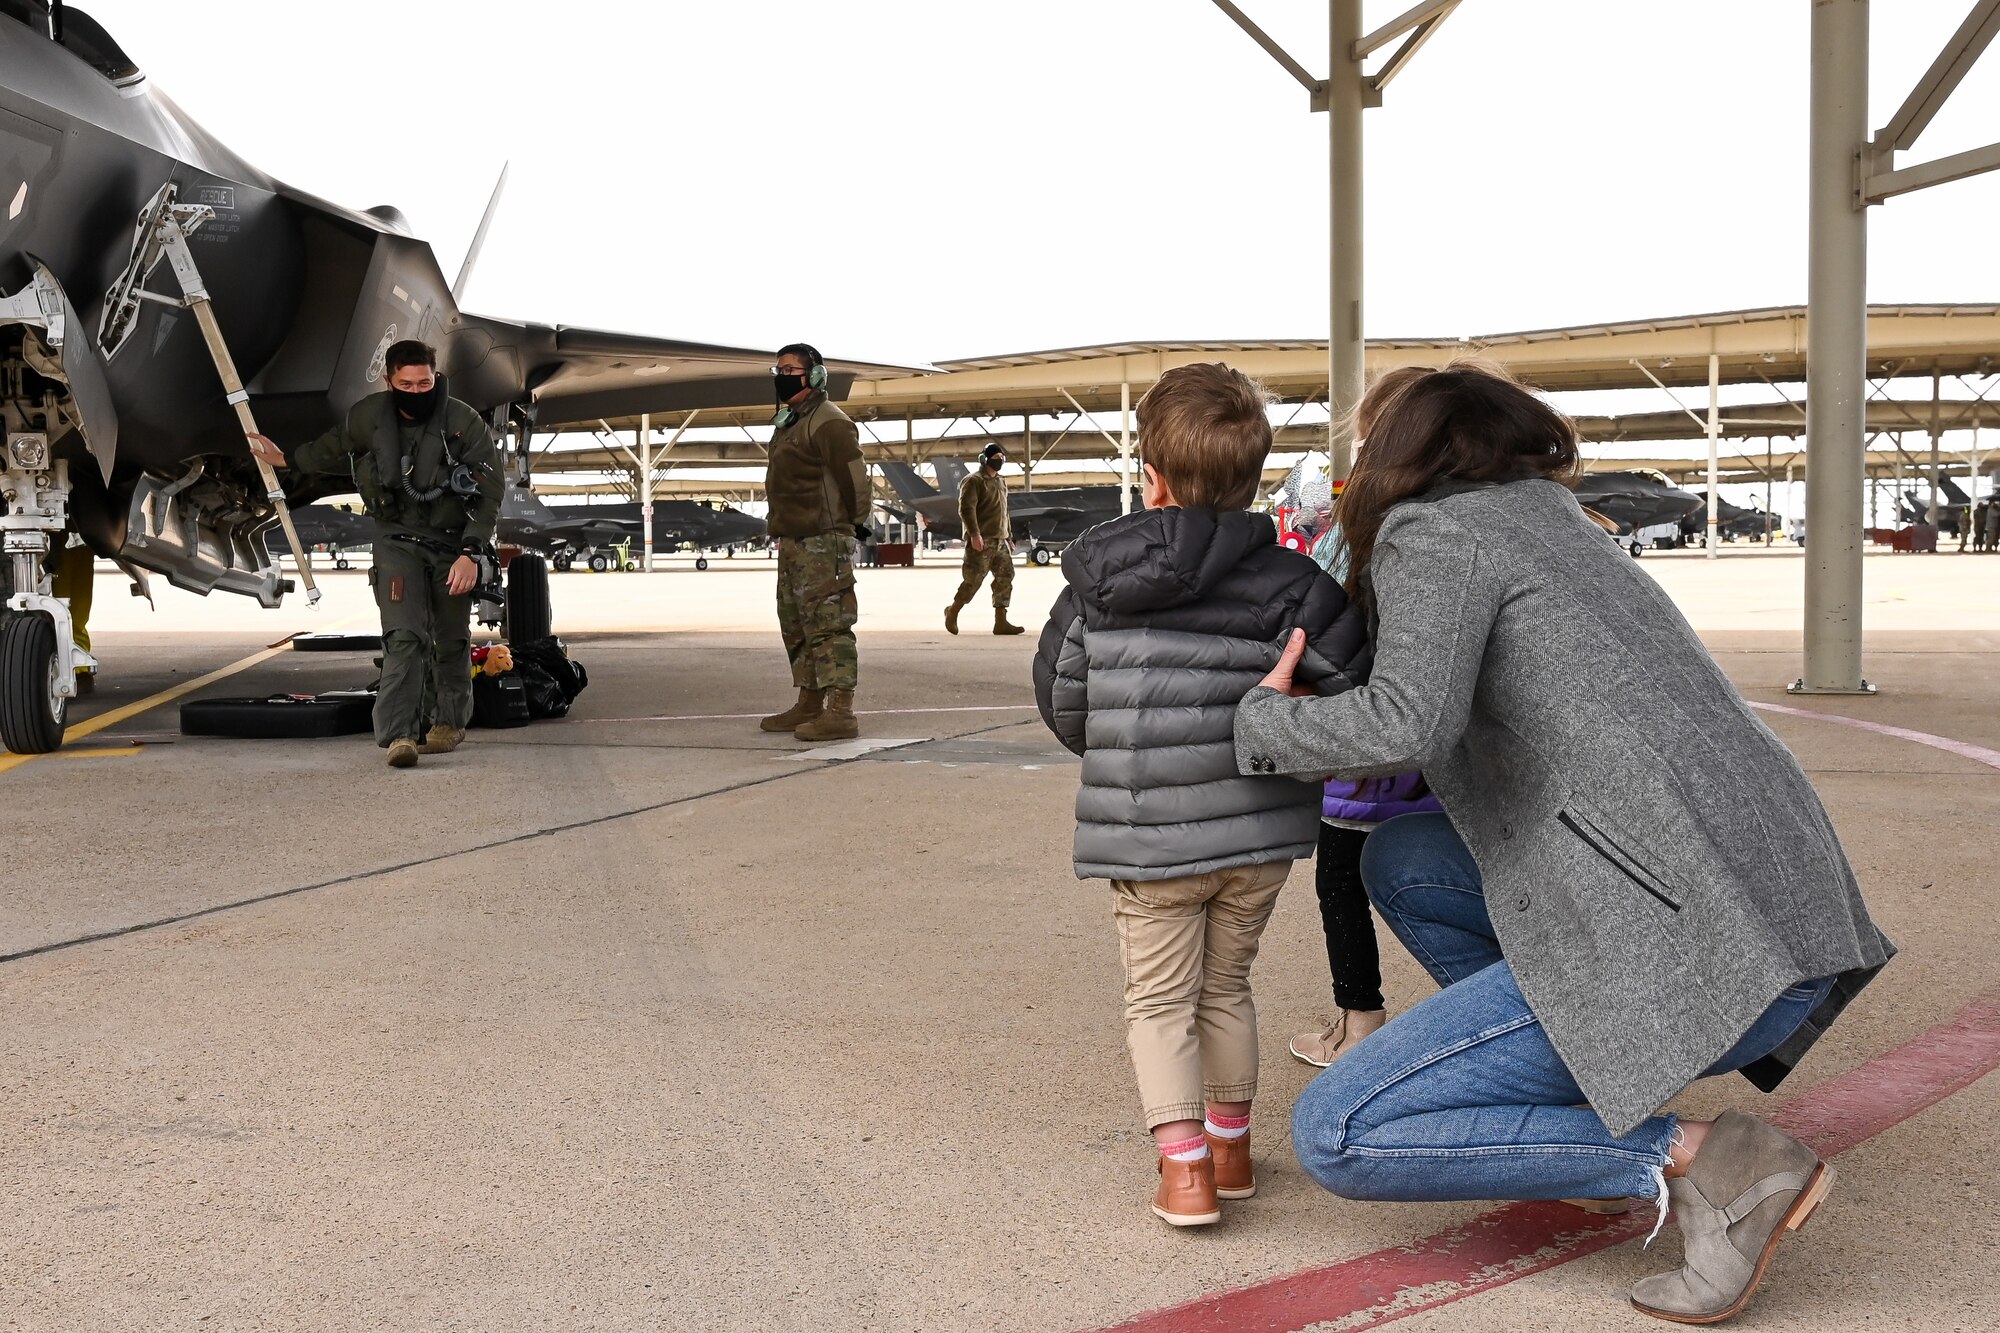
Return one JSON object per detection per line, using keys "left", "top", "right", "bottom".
{"left": 1259, "top": 628, "right": 1316, "bottom": 699}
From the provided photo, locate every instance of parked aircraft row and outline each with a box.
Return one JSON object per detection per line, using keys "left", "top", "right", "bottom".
{"left": 271, "top": 484, "right": 765, "bottom": 570}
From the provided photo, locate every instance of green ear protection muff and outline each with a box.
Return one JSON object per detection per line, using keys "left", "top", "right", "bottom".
{"left": 773, "top": 344, "right": 827, "bottom": 428}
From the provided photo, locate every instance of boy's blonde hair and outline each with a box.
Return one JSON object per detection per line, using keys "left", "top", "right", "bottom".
{"left": 1135, "top": 362, "right": 1273, "bottom": 510}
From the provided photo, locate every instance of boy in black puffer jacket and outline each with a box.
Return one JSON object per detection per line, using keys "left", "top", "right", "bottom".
{"left": 1032, "top": 362, "right": 1369, "bottom": 1229}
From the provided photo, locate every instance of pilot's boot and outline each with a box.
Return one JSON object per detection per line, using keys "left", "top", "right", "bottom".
{"left": 944, "top": 601, "right": 964, "bottom": 635}
{"left": 418, "top": 724, "right": 465, "bottom": 754}
{"left": 761, "top": 688, "right": 824, "bottom": 732}
{"left": 387, "top": 738, "right": 420, "bottom": 768}
{"left": 994, "top": 608, "right": 1025, "bottom": 636}
{"left": 794, "top": 689, "right": 858, "bottom": 742}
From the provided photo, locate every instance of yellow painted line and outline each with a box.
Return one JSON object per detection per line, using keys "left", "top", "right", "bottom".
{"left": 0, "top": 614, "right": 367, "bottom": 778}
{"left": 54, "top": 747, "right": 142, "bottom": 759}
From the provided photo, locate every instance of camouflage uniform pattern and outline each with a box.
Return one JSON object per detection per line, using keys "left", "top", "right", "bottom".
{"left": 953, "top": 544, "right": 1014, "bottom": 611}
{"left": 777, "top": 531, "right": 858, "bottom": 690}
{"left": 954, "top": 467, "right": 1014, "bottom": 611}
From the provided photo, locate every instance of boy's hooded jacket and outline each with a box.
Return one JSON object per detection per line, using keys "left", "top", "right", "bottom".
{"left": 1034, "top": 506, "right": 1370, "bottom": 880}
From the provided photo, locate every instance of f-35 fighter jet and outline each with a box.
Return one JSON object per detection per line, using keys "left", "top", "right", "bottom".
{"left": 0, "top": 2, "right": 893, "bottom": 751}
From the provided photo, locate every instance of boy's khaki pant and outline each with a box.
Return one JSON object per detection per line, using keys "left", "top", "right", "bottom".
{"left": 1111, "top": 861, "right": 1292, "bottom": 1128}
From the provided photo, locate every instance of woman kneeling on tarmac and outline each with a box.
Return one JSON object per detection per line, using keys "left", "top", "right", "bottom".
{"left": 1235, "top": 359, "right": 1894, "bottom": 1325}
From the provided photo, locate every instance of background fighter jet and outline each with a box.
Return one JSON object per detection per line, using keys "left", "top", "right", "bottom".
{"left": 1678, "top": 495, "right": 1783, "bottom": 544}
{"left": 879, "top": 459, "right": 1135, "bottom": 564}
{"left": 497, "top": 485, "right": 765, "bottom": 568}
{"left": 0, "top": 2, "right": 902, "bottom": 750}
{"left": 1571, "top": 470, "right": 1706, "bottom": 535}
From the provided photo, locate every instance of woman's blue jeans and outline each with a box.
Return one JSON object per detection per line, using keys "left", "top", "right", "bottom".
{"left": 1291, "top": 812, "right": 1832, "bottom": 1203}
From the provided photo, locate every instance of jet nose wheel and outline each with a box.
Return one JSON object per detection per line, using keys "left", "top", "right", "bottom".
{"left": 588, "top": 552, "right": 611, "bottom": 573}
{"left": 0, "top": 612, "right": 70, "bottom": 754}
{"left": 1030, "top": 546, "right": 1053, "bottom": 567}
{"left": 695, "top": 556, "right": 709, "bottom": 571}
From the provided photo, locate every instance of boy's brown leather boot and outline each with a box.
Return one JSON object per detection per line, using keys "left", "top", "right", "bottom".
{"left": 1207, "top": 1132, "right": 1256, "bottom": 1200}
{"left": 1153, "top": 1154, "right": 1222, "bottom": 1227}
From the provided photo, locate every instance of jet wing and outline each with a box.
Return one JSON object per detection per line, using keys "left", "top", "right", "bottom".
{"left": 480, "top": 322, "right": 926, "bottom": 427}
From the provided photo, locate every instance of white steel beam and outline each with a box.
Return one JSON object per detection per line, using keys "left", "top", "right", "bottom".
{"left": 1354, "top": 0, "right": 1461, "bottom": 59}
{"left": 1208, "top": 1, "right": 1321, "bottom": 98}
{"left": 1874, "top": 0, "right": 2000, "bottom": 152}
{"left": 1706, "top": 353, "right": 1721, "bottom": 559}
{"left": 1797, "top": 0, "right": 1873, "bottom": 695}
{"left": 1864, "top": 138, "right": 2000, "bottom": 202}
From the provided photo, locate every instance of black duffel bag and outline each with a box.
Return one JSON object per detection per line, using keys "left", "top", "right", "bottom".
{"left": 510, "top": 636, "right": 588, "bottom": 719}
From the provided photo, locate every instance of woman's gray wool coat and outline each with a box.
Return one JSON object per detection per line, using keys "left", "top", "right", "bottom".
{"left": 1235, "top": 479, "right": 1894, "bottom": 1136}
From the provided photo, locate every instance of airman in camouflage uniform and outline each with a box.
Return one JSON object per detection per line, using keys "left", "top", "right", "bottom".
{"left": 758, "top": 343, "right": 867, "bottom": 742}
{"left": 946, "top": 442, "right": 1025, "bottom": 636}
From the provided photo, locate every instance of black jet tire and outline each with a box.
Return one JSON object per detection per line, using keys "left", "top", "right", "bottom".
{"left": 507, "top": 553, "right": 553, "bottom": 642}
{"left": 1629, "top": 541, "right": 1644, "bottom": 558}
{"left": 335, "top": 557, "right": 351, "bottom": 570}
{"left": 180, "top": 691, "right": 376, "bottom": 739}
{"left": 0, "top": 612, "right": 67, "bottom": 754}
{"left": 1030, "top": 547, "right": 1054, "bottom": 567}
{"left": 552, "top": 553, "right": 573, "bottom": 572}
{"left": 588, "top": 552, "right": 610, "bottom": 573}
{"left": 695, "top": 556, "right": 709, "bottom": 571}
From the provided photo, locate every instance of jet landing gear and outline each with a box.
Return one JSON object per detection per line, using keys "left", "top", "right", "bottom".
{"left": 1, "top": 447, "right": 93, "bottom": 753}
{"left": 1027, "top": 542, "right": 1056, "bottom": 567}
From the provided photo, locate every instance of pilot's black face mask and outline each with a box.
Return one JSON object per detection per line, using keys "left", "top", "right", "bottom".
{"left": 391, "top": 377, "right": 443, "bottom": 420}
{"left": 772, "top": 372, "right": 807, "bottom": 405}
{"left": 984, "top": 455, "right": 1005, "bottom": 471}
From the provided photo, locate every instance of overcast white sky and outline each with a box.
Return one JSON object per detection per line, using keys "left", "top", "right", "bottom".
{"left": 88, "top": 0, "right": 2000, "bottom": 369}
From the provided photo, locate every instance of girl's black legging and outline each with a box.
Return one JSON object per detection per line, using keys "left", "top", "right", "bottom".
{"left": 1315, "top": 822, "right": 1385, "bottom": 1013}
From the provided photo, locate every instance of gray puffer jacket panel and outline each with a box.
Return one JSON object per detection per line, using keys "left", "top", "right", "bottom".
{"left": 1034, "top": 506, "right": 1368, "bottom": 881}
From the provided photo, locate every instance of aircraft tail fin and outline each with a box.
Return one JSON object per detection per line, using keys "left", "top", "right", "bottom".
{"left": 452, "top": 162, "right": 509, "bottom": 305}
{"left": 879, "top": 461, "right": 939, "bottom": 501}
{"left": 934, "top": 459, "right": 970, "bottom": 494}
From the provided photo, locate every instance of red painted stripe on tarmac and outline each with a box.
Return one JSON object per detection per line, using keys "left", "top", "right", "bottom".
{"left": 1088, "top": 984, "right": 2000, "bottom": 1333}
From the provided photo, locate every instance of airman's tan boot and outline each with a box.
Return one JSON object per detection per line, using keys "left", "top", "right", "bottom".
{"left": 760, "top": 688, "right": 824, "bottom": 732}
{"left": 793, "top": 688, "right": 858, "bottom": 742}
{"left": 993, "top": 610, "right": 1025, "bottom": 635}
{"left": 386, "top": 738, "right": 420, "bottom": 768}
{"left": 944, "top": 602, "right": 963, "bottom": 635}
{"left": 418, "top": 724, "right": 465, "bottom": 754}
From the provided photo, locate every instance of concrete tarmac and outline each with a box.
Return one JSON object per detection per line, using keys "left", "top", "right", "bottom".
{"left": 1, "top": 547, "right": 1995, "bottom": 1331}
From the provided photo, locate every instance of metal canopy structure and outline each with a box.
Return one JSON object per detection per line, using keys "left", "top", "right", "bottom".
{"left": 1802, "top": 0, "right": 2000, "bottom": 693}
{"left": 571, "top": 304, "right": 2000, "bottom": 433}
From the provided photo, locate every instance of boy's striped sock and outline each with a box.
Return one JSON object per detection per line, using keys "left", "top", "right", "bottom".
{"left": 1205, "top": 1111, "right": 1251, "bottom": 1140}
{"left": 1159, "top": 1134, "right": 1210, "bottom": 1162}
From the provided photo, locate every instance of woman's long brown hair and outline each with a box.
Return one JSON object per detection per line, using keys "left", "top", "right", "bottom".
{"left": 1333, "top": 358, "right": 1580, "bottom": 604}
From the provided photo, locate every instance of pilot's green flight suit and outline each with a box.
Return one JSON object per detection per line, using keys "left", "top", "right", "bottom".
{"left": 292, "top": 392, "right": 501, "bottom": 747}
